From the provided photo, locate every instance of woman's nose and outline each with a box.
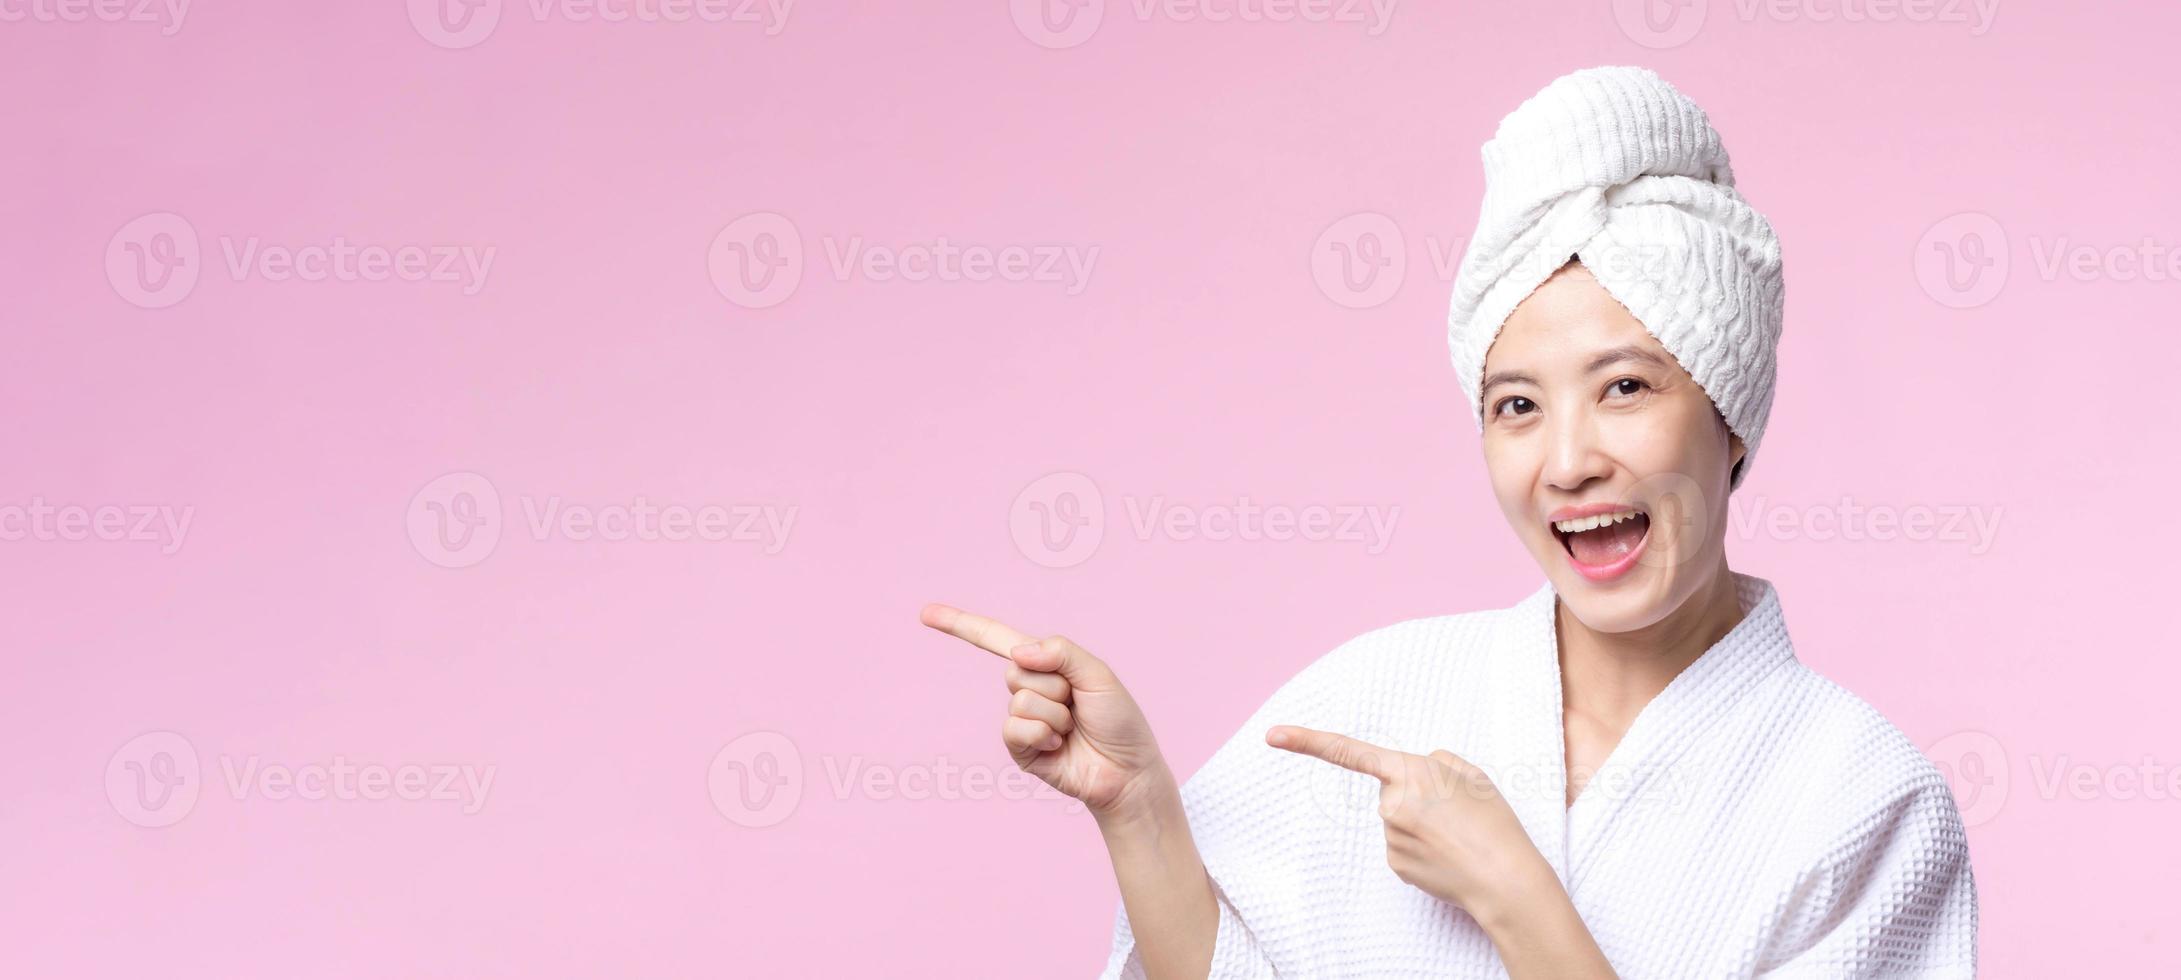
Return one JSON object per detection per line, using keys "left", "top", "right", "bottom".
{"left": 1540, "top": 413, "right": 1612, "bottom": 492}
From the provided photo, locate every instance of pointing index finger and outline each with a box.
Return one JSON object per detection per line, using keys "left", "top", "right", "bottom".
{"left": 1267, "top": 725, "right": 1405, "bottom": 782}
{"left": 920, "top": 603, "right": 1035, "bottom": 661}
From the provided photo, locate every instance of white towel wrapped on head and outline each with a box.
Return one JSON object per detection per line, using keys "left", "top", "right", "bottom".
{"left": 1447, "top": 65, "right": 1785, "bottom": 489}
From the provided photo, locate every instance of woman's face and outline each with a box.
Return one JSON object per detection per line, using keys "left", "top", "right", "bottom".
{"left": 1480, "top": 261, "right": 1744, "bottom": 634}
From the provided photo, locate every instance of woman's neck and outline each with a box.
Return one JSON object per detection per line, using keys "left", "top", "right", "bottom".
{"left": 1555, "top": 564, "right": 1746, "bottom": 725}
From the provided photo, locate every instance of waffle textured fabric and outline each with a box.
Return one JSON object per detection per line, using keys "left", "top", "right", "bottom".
{"left": 1099, "top": 574, "right": 1978, "bottom": 977}
{"left": 1447, "top": 66, "right": 1785, "bottom": 490}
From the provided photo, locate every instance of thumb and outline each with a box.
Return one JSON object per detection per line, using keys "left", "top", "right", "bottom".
{"left": 1009, "top": 634, "right": 1117, "bottom": 692}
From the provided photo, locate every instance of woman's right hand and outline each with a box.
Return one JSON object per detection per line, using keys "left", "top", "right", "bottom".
{"left": 920, "top": 604, "right": 1172, "bottom": 821}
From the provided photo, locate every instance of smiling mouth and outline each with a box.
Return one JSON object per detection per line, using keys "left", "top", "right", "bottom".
{"left": 1551, "top": 508, "right": 1651, "bottom": 570}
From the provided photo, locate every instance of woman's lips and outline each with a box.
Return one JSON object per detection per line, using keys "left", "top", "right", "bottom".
{"left": 1553, "top": 511, "right": 1651, "bottom": 582}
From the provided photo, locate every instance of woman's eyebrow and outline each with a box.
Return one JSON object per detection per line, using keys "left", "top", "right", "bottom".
{"left": 1479, "top": 370, "right": 1538, "bottom": 397}
{"left": 1480, "top": 346, "right": 1666, "bottom": 395}
{"left": 1586, "top": 345, "right": 1670, "bottom": 373}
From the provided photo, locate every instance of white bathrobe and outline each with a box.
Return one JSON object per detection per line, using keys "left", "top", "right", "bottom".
{"left": 1098, "top": 574, "right": 1977, "bottom": 978}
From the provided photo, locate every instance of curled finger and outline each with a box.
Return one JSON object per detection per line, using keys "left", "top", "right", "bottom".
{"left": 1002, "top": 715, "right": 1063, "bottom": 756}
{"left": 1005, "top": 662, "right": 1071, "bottom": 703}
{"left": 1008, "top": 688, "right": 1074, "bottom": 736}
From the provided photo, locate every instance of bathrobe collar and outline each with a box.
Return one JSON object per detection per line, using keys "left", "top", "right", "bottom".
{"left": 1488, "top": 571, "right": 1799, "bottom": 885}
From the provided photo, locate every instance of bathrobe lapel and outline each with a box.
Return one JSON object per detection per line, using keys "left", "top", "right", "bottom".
{"left": 1481, "top": 583, "right": 1574, "bottom": 882}
{"left": 1488, "top": 573, "right": 1798, "bottom": 892}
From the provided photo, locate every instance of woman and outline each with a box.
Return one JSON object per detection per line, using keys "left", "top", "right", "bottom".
{"left": 921, "top": 66, "right": 1976, "bottom": 978}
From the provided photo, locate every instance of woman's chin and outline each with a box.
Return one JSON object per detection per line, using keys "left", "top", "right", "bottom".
{"left": 1540, "top": 554, "right": 1672, "bottom": 634}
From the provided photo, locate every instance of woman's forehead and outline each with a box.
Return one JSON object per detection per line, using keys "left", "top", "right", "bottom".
{"left": 1487, "top": 274, "right": 1665, "bottom": 371}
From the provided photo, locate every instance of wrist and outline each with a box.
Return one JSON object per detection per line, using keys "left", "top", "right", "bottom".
{"left": 1090, "top": 759, "right": 1182, "bottom": 835}
{"left": 1470, "top": 850, "right": 1567, "bottom": 938}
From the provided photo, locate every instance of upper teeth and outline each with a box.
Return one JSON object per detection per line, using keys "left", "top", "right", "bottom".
{"left": 1554, "top": 510, "right": 1641, "bottom": 534}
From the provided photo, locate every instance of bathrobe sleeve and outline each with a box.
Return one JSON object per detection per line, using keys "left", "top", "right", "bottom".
{"left": 1758, "top": 773, "right": 1979, "bottom": 978}
{"left": 1096, "top": 633, "right": 1375, "bottom": 979}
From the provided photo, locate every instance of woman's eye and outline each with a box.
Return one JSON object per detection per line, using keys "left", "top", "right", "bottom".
{"left": 1495, "top": 397, "right": 1537, "bottom": 418}
{"left": 1607, "top": 378, "right": 1647, "bottom": 398}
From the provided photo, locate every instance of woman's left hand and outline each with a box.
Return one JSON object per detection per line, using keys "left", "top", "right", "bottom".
{"left": 1267, "top": 725, "right": 1552, "bottom": 923}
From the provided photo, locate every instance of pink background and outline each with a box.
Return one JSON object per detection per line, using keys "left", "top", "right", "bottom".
{"left": 5, "top": 1, "right": 2176, "bottom": 976}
